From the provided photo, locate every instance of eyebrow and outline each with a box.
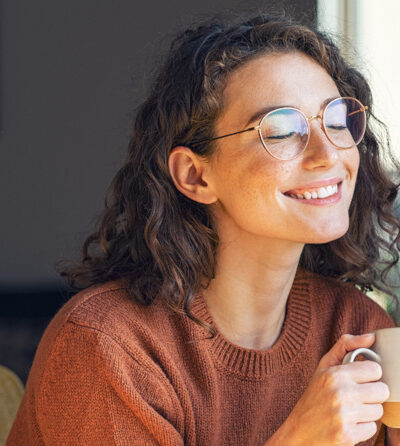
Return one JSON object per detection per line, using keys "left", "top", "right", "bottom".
{"left": 243, "top": 96, "right": 341, "bottom": 128}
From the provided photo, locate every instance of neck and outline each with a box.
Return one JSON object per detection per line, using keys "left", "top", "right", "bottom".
{"left": 203, "top": 234, "right": 304, "bottom": 350}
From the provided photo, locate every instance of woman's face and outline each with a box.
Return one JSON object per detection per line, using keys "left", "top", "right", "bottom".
{"left": 206, "top": 51, "right": 360, "bottom": 245}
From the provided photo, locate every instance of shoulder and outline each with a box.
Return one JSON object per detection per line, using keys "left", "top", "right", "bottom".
{"left": 66, "top": 279, "right": 173, "bottom": 336}
{"left": 299, "top": 268, "right": 396, "bottom": 335}
{"left": 14, "top": 281, "right": 186, "bottom": 445}
{"left": 34, "top": 280, "right": 185, "bottom": 378}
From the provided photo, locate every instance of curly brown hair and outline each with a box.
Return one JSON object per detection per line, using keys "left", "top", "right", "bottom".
{"left": 58, "top": 12, "right": 400, "bottom": 331}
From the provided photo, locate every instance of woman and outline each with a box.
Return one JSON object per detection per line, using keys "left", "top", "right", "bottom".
{"left": 7, "top": 12, "right": 400, "bottom": 446}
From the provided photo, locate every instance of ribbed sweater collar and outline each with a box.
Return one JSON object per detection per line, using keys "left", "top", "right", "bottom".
{"left": 190, "top": 269, "right": 311, "bottom": 379}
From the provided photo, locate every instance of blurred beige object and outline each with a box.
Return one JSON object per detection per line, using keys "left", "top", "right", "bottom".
{"left": 0, "top": 365, "right": 24, "bottom": 446}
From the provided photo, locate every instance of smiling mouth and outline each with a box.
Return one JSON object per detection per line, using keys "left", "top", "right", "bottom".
{"left": 284, "top": 182, "right": 342, "bottom": 200}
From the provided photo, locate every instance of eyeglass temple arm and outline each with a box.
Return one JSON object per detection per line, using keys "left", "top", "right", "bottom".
{"left": 347, "top": 105, "right": 368, "bottom": 117}
{"left": 193, "top": 126, "right": 257, "bottom": 145}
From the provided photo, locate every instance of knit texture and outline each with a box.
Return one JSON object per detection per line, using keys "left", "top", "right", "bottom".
{"left": 6, "top": 268, "right": 395, "bottom": 445}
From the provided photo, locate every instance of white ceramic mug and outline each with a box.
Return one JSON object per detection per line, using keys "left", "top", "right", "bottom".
{"left": 342, "top": 327, "right": 400, "bottom": 428}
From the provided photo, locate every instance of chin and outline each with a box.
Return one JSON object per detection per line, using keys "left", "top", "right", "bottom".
{"left": 306, "top": 230, "right": 349, "bottom": 245}
{"left": 301, "top": 221, "right": 350, "bottom": 244}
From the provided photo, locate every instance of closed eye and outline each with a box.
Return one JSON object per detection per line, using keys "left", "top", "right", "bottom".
{"left": 326, "top": 124, "right": 347, "bottom": 130}
{"left": 265, "top": 131, "right": 297, "bottom": 140}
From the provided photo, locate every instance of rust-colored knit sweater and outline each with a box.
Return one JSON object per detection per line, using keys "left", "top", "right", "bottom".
{"left": 7, "top": 269, "right": 394, "bottom": 445}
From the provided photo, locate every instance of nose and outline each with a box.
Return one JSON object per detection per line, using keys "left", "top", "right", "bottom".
{"left": 301, "top": 118, "right": 339, "bottom": 170}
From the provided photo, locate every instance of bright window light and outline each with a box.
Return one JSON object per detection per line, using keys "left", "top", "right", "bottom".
{"left": 318, "top": 0, "right": 400, "bottom": 314}
{"left": 318, "top": 0, "right": 400, "bottom": 165}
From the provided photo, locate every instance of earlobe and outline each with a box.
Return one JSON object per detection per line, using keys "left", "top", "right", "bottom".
{"left": 168, "top": 146, "right": 218, "bottom": 204}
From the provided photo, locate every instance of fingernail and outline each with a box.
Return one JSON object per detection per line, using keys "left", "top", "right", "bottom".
{"left": 362, "top": 333, "right": 375, "bottom": 336}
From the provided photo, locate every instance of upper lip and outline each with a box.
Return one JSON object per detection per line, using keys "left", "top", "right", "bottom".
{"left": 283, "top": 177, "right": 343, "bottom": 194}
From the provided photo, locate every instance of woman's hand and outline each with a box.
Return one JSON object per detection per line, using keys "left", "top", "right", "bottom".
{"left": 266, "top": 333, "right": 390, "bottom": 446}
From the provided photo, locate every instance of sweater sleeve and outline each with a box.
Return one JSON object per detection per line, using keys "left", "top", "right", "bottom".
{"left": 7, "top": 320, "right": 184, "bottom": 446}
{"left": 331, "top": 286, "right": 397, "bottom": 343}
{"left": 358, "top": 292, "right": 396, "bottom": 332}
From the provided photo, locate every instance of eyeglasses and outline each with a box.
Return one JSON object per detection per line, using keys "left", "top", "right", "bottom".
{"left": 193, "top": 97, "right": 368, "bottom": 161}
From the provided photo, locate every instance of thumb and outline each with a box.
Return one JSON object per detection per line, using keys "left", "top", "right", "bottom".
{"left": 318, "top": 333, "right": 375, "bottom": 369}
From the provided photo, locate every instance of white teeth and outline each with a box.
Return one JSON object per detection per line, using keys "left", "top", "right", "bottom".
{"left": 316, "top": 185, "right": 338, "bottom": 198}
{"left": 317, "top": 187, "right": 329, "bottom": 198}
{"left": 288, "top": 183, "right": 339, "bottom": 199}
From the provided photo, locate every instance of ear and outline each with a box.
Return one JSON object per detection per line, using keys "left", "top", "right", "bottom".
{"left": 168, "top": 146, "right": 218, "bottom": 204}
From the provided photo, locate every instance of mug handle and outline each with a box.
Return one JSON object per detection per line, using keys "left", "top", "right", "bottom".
{"left": 342, "top": 348, "right": 382, "bottom": 365}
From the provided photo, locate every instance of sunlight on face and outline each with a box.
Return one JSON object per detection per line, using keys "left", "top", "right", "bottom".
{"left": 207, "top": 52, "right": 360, "bottom": 246}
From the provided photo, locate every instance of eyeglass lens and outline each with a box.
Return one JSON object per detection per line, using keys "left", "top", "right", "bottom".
{"left": 259, "top": 98, "right": 366, "bottom": 160}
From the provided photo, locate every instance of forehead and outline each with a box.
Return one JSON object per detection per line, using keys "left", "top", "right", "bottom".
{"left": 218, "top": 52, "right": 340, "bottom": 127}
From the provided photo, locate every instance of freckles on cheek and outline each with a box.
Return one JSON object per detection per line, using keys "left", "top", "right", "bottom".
{"left": 344, "top": 148, "right": 360, "bottom": 199}
{"left": 238, "top": 163, "right": 282, "bottom": 205}
{"left": 346, "top": 146, "right": 360, "bottom": 175}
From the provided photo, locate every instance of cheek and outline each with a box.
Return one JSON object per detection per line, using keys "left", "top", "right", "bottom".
{"left": 238, "top": 143, "right": 293, "bottom": 186}
{"left": 352, "top": 147, "right": 360, "bottom": 173}
{"left": 236, "top": 154, "right": 287, "bottom": 204}
{"left": 212, "top": 150, "right": 280, "bottom": 219}
{"left": 347, "top": 147, "right": 361, "bottom": 197}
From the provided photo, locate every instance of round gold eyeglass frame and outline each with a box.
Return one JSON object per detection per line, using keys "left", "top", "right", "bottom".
{"left": 192, "top": 96, "right": 368, "bottom": 161}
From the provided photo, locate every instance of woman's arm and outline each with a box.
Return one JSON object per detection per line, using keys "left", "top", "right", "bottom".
{"left": 6, "top": 321, "right": 184, "bottom": 445}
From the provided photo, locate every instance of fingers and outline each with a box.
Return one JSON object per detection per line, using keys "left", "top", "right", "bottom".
{"left": 352, "top": 422, "right": 378, "bottom": 444}
{"left": 341, "top": 360, "right": 383, "bottom": 384}
{"left": 330, "top": 421, "right": 378, "bottom": 445}
{"left": 354, "top": 404, "right": 384, "bottom": 423}
{"left": 355, "top": 381, "right": 390, "bottom": 404}
{"left": 319, "top": 333, "right": 376, "bottom": 369}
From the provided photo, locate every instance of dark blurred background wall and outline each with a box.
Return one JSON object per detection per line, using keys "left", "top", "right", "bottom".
{"left": 0, "top": 0, "right": 316, "bottom": 383}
